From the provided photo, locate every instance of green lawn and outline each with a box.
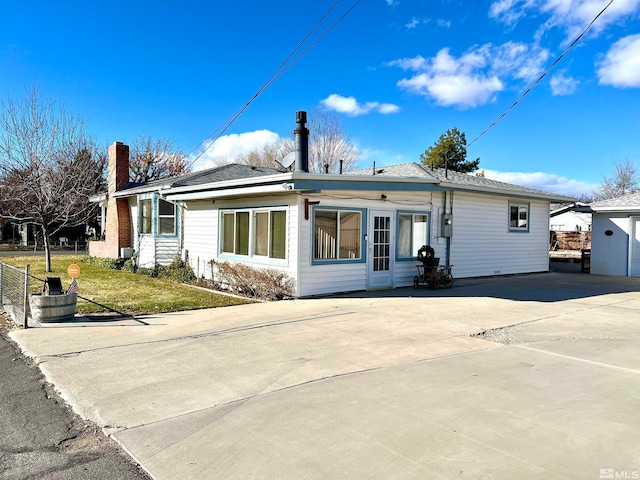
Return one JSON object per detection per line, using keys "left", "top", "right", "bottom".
{"left": 1, "top": 255, "right": 253, "bottom": 315}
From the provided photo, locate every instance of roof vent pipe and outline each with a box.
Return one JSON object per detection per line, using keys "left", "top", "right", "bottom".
{"left": 294, "top": 111, "right": 309, "bottom": 173}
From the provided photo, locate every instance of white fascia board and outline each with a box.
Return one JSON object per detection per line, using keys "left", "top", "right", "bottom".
{"left": 437, "top": 181, "right": 575, "bottom": 203}
{"left": 164, "top": 183, "right": 297, "bottom": 201}
{"left": 591, "top": 206, "right": 640, "bottom": 213}
{"left": 112, "top": 184, "right": 168, "bottom": 198}
{"left": 163, "top": 173, "right": 294, "bottom": 195}
{"left": 162, "top": 171, "right": 441, "bottom": 200}
{"left": 290, "top": 172, "right": 440, "bottom": 185}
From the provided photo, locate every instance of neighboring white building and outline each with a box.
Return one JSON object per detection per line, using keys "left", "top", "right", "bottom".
{"left": 550, "top": 203, "right": 592, "bottom": 231}
{"left": 584, "top": 193, "right": 640, "bottom": 276}
{"left": 90, "top": 114, "right": 573, "bottom": 297}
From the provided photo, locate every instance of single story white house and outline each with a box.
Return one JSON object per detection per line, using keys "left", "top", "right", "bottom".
{"left": 579, "top": 192, "right": 640, "bottom": 276}
{"left": 550, "top": 202, "right": 591, "bottom": 231}
{"left": 90, "top": 112, "right": 573, "bottom": 297}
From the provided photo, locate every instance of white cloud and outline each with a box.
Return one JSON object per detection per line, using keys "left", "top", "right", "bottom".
{"left": 390, "top": 42, "right": 549, "bottom": 108}
{"left": 321, "top": 94, "right": 400, "bottom": 116}
{"left": 389, "top": 55, "right": 428, "bottom": 71}
{"left": 405, "top": 17, "right": 421, "bottom": 29}
{"left": 597, "top": 33, "right": 640, "bottom": 88}
{"left": 483, "top": 169, "right": 597, "bottom": 197}
{"left": 191, "top": 130, "right": 280, "bottom": 170}
{"left": 550, "top": 71, "right": 579, "bottom": 95}
{"left": 491, "top": 41, "right": 549, "bottom": 82}
{"left": 404, "top": 17, "right": 451, "bottom": 30}
{"left": 490, "top": 0, "right": 640, "bottom": 42}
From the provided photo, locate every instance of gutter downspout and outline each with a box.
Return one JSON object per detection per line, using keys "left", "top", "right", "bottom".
{"left": 443, "top": 190, "right": 452, "bottom": 266}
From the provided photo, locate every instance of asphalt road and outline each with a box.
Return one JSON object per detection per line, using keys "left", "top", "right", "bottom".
{"left": 0, "top": 315, "right": 150, "bottom": 480}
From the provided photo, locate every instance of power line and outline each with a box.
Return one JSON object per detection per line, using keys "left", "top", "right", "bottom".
{"left": 468, "top": 0, "right": 615, "bottom": 148}
{"left": 185, "top": 0, "right": 362, "bottom": 170}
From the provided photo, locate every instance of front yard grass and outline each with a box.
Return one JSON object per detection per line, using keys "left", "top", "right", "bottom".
{"left": 1, "top": 255, "right": 253, "bottom": 315}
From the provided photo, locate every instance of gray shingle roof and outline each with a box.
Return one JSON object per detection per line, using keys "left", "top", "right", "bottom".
{"left": 117, "top": 164, "right": 285, "bottom": 194}
{"left": 171, "top": 164, "right": 284, "bottom": 187}
{"left": 351, "top": 162, "right": 570, "bottom": 199}
{"left": 589, "top": 191, "right": 640, "bottom": 209}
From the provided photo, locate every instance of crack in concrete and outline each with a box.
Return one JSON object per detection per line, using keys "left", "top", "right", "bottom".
{"left": 470, "top": 298, "right": 639, "bottom": 345}
{"left": 39, "top": 310, "right": 357, "bottom": 360}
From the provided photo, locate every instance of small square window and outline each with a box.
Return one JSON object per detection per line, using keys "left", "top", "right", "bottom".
{"left": 509, "top": 203, "right": 529, "bottom": 232}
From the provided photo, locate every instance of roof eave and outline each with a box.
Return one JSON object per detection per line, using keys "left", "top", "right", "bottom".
{"left": 438, "top": 181, "right": 575, "bottom": 202}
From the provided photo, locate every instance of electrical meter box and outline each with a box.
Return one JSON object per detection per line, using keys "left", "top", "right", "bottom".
{"left": 442, "top": 214, "right": 453, "bottom": 238}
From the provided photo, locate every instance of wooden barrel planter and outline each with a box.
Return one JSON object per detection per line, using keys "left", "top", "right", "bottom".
{"left": 29, "top": 293, "right": 78, "bottom": 323}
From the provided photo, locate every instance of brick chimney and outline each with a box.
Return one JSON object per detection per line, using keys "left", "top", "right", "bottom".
{"left": 105, "top": 142, "right": 131, "bottom": 258}
{"left": 108, "top": 141, "right": 130, "bottom": 194}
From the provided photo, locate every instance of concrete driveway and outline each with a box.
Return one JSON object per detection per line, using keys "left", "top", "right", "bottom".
{"left": 10, "top": 272, "right": 640, "bottom": 479}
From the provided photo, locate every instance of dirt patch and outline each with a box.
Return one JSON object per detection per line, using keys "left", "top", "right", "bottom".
{"left": 472, "top": 326, "right": 524, "bottom": 345}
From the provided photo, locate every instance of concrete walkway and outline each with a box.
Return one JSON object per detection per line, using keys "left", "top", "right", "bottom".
{"left": 10, "top": 272, "right": 640, "bottom": 479}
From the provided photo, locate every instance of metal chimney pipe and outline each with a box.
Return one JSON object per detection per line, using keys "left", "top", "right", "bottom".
{"left": 294, "top": 111, "right": 309, "bottom": 173}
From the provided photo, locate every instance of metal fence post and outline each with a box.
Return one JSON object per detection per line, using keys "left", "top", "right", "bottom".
{"left": 23, "top": 264, "right": 30, "bottom": 329}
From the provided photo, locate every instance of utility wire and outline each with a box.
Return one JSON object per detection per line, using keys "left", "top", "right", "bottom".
{"left": 468, "top": 0, "right": 615, "bottom": 148}
{"left": 185, "top": 0, "right": 361, "bottom": 170}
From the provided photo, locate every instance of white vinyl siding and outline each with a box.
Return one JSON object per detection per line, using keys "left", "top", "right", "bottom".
{"left": 182, "top": 197, "right": 297, "bottom": 281}
{"left": 297, "top": 192, "right": 443, "bottom": 296}
{"left": 450, "top": 192, "right": 549, "bottom": 278}
{"left": 136, "top": 195, "right": 180, "bottom": 266}
{"left": 590, "top": 214, "right": 630, "bottom": 276}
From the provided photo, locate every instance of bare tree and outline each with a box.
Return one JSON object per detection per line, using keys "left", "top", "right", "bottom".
{"left": 234, "top": 141, "right": 285, "bottom": 168}
{"left": 307, "top": 108, "right": 360, "bottom": 173}
{"left": 221, "top": 108, "right": 360, "bottom": 173}
{"left": 129, "top": 134, "right": 189, "bottom": 182}
{"left": 0, "top": 86, "right": 106, "bottom": 271}
{"left": 593, "top": 158, "right": 639, "bottom": 201}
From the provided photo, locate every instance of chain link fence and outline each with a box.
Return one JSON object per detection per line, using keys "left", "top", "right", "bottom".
{"left": 0, "top": 261, "right": 30, "bottom": 328}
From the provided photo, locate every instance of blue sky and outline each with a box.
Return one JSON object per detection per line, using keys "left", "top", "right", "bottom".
{"left": 1, "top": 0, "right": 639, "bottom": 198}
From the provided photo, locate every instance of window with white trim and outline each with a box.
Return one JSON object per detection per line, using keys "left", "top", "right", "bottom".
{"left": 314, "top": 209, "right": 362, "bottom": 261}
{"left": 158, "top": 199, "right": 176, "bottom": 235}
{"left": 397, "top": 213, "right": 429, "bottom": 258}
{"left": 140, "top": 199, "right": 152, "bottom": 234}
{"left": 220, "top": 209, "right": 286, "bottom": 259}
{"left": 509, "top": 202, "right": 529, "bottom": 231}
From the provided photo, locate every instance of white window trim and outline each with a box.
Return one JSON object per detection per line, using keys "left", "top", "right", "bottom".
{"left": 157, "top": 198, "right": 177, "bottom": 236}
{"left": 396, "top": 211, "right": 430, "bottom": 260}
{"left": 219, "top": 207, "right": 288, "bottom": 261}
{"left": 509, "top": 202, "right": 530, "bottom": 232}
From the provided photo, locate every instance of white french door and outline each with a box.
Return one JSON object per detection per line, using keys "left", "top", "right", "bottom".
{"left": 368, "top": 210, "right": 394, "bottom": 289}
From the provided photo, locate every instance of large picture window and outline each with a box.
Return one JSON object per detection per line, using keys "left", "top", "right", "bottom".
{"left": 314, "top": 209, "right": 362, "bottom": 261}
{"left": 397, "top": 213, "right": 429, "bottom": 258}
{"left": 220, "top": 208, "right": 286, "bottom": 259}
{"left": 509, "top": 202, "right": 529, "bottom": 232}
